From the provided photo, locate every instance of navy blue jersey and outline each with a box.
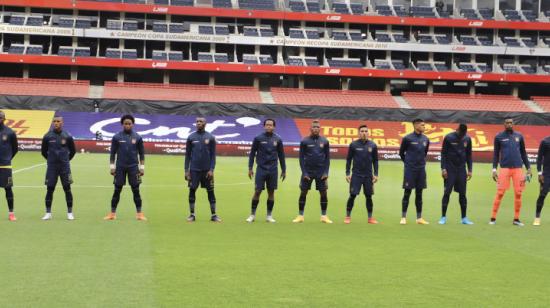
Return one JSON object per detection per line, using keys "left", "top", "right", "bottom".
{"left": 440, "top": 132, "right": 473, "bottom": 172}
{"left": 345, "top": 139, "right": 379, "bottom": 177}
{"left": 399, "top": 132, "right": 430, "bottom": 171}
{"left": 41, "top": 130, "right": 76, "bottom": 164}
{"left": 537, "top": 136, "right": 550, "bottom": 177}
{"left": 110, "top": 131, "right": 145, "bottom": 168}
{"left": 185, "top": 130, "right": 216, "bottom": 172}
{"left": 248, "top": 132, "right": 286, "bottom": 173}
{"left": 0, "top": 124, "right": 18, "bottom": 167}
{"left": 493, "top": 131, "right": 530, "bottom": 169}
{"left": 299, "top": 135, "right": 330, "bottom": 177}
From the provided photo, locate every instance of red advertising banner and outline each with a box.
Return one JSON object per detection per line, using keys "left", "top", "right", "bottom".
{"left": 294, "top": 119, "right": 546, "bottom": 151}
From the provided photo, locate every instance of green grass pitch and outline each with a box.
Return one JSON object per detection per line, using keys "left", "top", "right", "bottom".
{"left": 0, "top": 152, "right": 549, "bottom": 307}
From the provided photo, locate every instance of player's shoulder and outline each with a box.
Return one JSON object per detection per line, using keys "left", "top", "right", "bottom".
{"left": 320, "top": 136, "right": 329, "bottom": 143}
{"left": 63, "top": 130, "right": 73, "bottom": 138}
{"left": 444, "top": 131, "right": 455, "bottom": 139}
{"left": 274, "top": 133, "right": 283, "bottom": 141}
{"left": 131, "top": 130, "right": 142, "bottom": 139}
{"left": 253, "top": 133, "right": 264, "bottom": 140}
{"left": 113, "top": 131, "right": 123, "bottom": 138}
{"left": 43, "top": 130, "right": 53, "bottom": 138}
{"left": 368, "top": 139, "right": 378, "bottom": 148}
{"left": 2, "top": 125, "right": 15, "bottom": 135}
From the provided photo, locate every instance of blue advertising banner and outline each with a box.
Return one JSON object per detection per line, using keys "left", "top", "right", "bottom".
{"left": 57, "top": 112, "right": 303, "bottom": 145}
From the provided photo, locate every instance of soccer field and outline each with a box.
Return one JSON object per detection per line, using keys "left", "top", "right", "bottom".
{"left": 0, "top": 152, "right": 548, "bottom": 307}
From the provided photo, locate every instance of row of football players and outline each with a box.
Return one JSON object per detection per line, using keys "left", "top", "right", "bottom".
{"left": 0, "top": 112, "right": 548, "bottom": 225}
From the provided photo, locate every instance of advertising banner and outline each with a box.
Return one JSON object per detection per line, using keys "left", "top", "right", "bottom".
{"left": 1, "top": 109, "right": 546, "bottom": 164}
{"left": 2, "top": 109, "right": 56, "bottom": 138}
{"left": 57, "top": 111, "right": 303, "bottom": 145}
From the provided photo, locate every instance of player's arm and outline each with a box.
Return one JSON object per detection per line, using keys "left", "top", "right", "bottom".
{"left": 492, "top": 136, "right": 500, "bottom": 181}
{"left": 10, "top": 131, "right": 18, "bottom": 158}
{"left": 184, "top": 137, "right": 192, "bottom": 172}
{"left": 247, "top": 137, "right": 258, "bottom": 179}
{"left": 440, "top": 136, "right": 449, "bottom": 179}
{"left": 277, "top": 139, "right": 286, "bottom": 180}
{"left": 184, "top": 137, "right": 192, "bottom": 180}
{"left": 345, "top": 143, "right": 353, "bottom": 182}
{"left": 537, "top": 140, "right": 544, "bottom": 183}
{"left": 440, "top": 136, "right": 448, "bottom": 172}
{"left": 519, "top": 136, "right": 531, "bottom": 175}
{"left": 537, "top": 140, "right": 544, "bottom": 175}
{"left": 466, "top": 137, "right": 473, "bottom": 178}
{"left": 137, "top": 137, "right": 145, "bottom": 175}
{"left": 399, "top": 137, "right": 407, "bottom": 162}
{"left": 322, "top": 140, "right": 330, "bottom": 179}
{"left": 372, "top": 144, "right": 379, "bottom": 183}
{"left": 298, "top": 140, "right": 307, "bottom": 178}
{"left": 68, "top": 136, "right": 76, "bottom": 160}
{"left": 40, "top": 134, "right": 49, "bottom": 160}
{"left": 425, "top": 137, "right": 430, "bottom": 157}
{"left": 208, "top": 136, "right": 216, "bottom": 178}
{"left": 109, "top": 136, "right": 118, "bottom": 175}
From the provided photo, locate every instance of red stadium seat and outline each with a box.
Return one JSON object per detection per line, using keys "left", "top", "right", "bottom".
{"left": 0, "top": 77, "right": 89, "bottom": 98}
{"left": 102, "top": 82, "right": 261, "bottom": 104}
{"left": 402, "top": 92, "right": 532, "bottom": 112}
{"left": 270, "top": 88, "right": 399, "bottom": 108}
{"left": 531, "top": 96, "right": 550, "bottom": 113}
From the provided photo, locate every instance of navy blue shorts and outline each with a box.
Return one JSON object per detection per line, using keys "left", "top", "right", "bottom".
{"left": 255, "top": 169, "right": 278, "bottom": 191}
{"left": 350, "top": 174, "right": 373, "bottom": 196}
{"left": 542, "top": 176, "right": 550, "bottom": 194}
{"left": 114, "top": 166, "right": 141, "bottom": 187}
{"left": 403, "top": 168, "right": 427, "bottom": 190}
{"left": 0, "top": 168, "right": 13, "bottom": 188}
{"left": 300, "top": 175, "right": 327, "bottom": 191}
{"left": 188, "top": 170, "right": 214, "bottom": 191}
{"left": 45, "top": 163, "right": 73, "bottom": 187}
{"left": 444, "top": 167, "right": 467, "bottom": 194}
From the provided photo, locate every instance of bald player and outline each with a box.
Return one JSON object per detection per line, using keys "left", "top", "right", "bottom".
{"left": 40, "top": 116, "right": 76, "bottom": 220}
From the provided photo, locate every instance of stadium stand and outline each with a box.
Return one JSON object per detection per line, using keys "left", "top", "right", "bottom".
{"left": 270, "top": 88, "right": 399, "bottom": 108}
{"left": 103, "top": 82, "right": 262, "bottom": 103}
{"left": 0, "top": 77, "right": 89, "bottom": 98}
{"left": 239, "top": 0, "right": 276, "bottom": 11}
{"left": 531, "top": 96, "right": 550, "bottom": 112}
{"left": 402, "top": 92, "right": 532, "bottom": 112}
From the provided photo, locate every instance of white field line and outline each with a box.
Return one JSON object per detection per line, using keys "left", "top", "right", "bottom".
{"left": 13, "top": 163, "right": 46, "bottom": 174}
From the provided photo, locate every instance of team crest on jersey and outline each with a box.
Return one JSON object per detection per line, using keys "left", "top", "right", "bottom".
{"left": 368, "top": 147, "right": 372, "bottom": 152}
{"left": 61, "top": 139, "right": 66, "bottom": 145}
{"left": 464, "top": 141, "right": 468, "bottom": 147}
{"left": 273, "top": 141, "right": 277, "bottom": 146}
{"left": 320, "top": 143, "right": 324, "bottom": 148}
{"left": 515, "top": 137, "right": 520, "bottom": 142}
{"left": 1, "top": 134, "right": 6, "bottom": 141}
{"left": 423, "top": 141, "right": 427, "bottom": 147}
{"left": 205, "top": 139, "right": 210, "bottom": 144}
{"left": 131, "top": 138, "right": 137, "bottom": 144}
